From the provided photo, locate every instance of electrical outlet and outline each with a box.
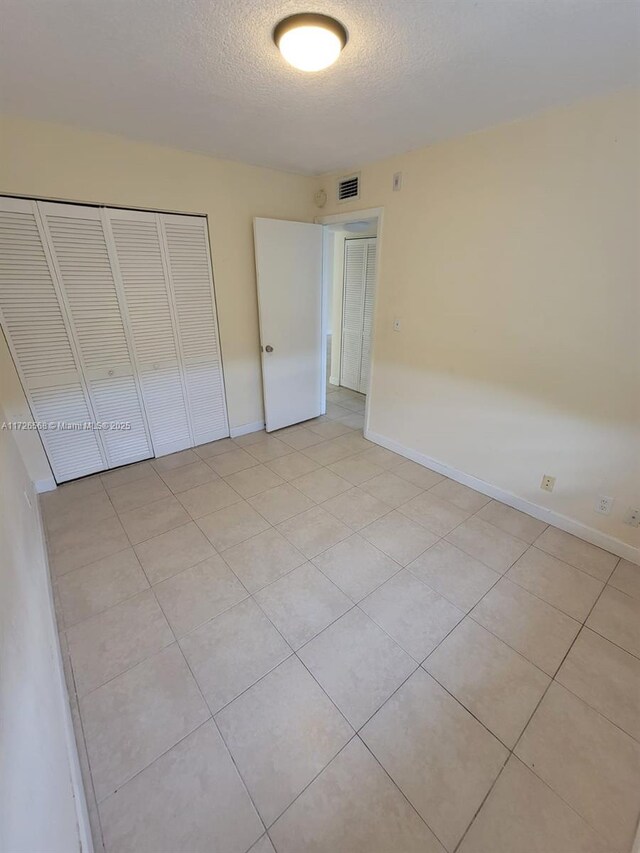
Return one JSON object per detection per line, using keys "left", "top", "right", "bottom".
{"left": 624, "top": 507, "right": 640, "bottom": 528}
{"left": 392, "top": 171, "right": 402, "bottom": 191}
{"left": 595, "top": 495, "right": 614, "bottom": 515}
{"left": 540, "top": 474, "right": 556, "bottom": 493}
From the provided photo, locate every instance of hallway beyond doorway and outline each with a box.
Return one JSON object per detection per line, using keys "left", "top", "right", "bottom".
{"left": 325, "top": 334, "right": 366, "bottom": 433}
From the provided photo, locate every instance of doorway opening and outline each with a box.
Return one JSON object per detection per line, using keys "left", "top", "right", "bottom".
{"left": 320, "top": 210, "right": 381, "bottom": 438}
{"left": 252, "top": 207, "right": 382, "bottom": 437}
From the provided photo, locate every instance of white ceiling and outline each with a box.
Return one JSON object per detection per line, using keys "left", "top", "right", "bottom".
{"left": 1, "top": 0, "right": 638, "bottom": 175}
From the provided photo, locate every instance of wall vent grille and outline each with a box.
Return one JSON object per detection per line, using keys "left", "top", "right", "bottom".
{"left": 337, "top": 173, "right": 360, "bottom": 202}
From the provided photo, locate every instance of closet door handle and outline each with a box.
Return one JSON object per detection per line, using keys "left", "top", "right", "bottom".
{"left": 265, "top": 345, "right": 274, "bottom": 353}
{"left": 108, "top": 369, "right": 114, "bottom": 376}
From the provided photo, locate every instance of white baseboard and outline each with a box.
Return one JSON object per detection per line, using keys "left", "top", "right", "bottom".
{"left": 329, "top": 376, "right": 340, "bottom": 386}
{"left": 365, "top": 429, "right": 640, "bottom": 566}
{"left": 35, "top": 477, "right": 57, "bottom": 493}
{"left": 230, "top": 420, "right": 265, "bottom": 438}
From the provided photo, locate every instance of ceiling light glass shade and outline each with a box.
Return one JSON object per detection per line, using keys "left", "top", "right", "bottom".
{"left": 274, "top": 14, "right": 348, "bottom": 72}
{"left": 343, "top": 221, "right": 373, "bottom": 232}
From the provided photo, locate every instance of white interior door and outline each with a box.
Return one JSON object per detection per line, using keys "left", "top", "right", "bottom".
{"left": 253, "top": 218, "right": 324, "bottom": 432}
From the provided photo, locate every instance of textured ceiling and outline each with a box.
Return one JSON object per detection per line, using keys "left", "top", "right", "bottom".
{"left": 1, "top": 0, "right": 638, "bottom": 175}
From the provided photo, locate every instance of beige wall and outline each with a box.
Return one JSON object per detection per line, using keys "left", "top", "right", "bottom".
{"left": 317, "top": 91, "right": 640, "bottom": 555}
{"left": 0, "top": 402, "right": 85, "bottom": 852}
{"left": 0, "top": 115, "right": 316, "bottom": 445}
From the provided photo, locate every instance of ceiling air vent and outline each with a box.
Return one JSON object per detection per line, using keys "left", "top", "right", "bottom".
{"left": 337, "top": 173, "right": 360, "bottom": 203}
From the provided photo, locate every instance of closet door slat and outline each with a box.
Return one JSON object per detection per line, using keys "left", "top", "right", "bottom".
{"left": 160, "top": 214, "right": 229, "bottom": 446}
{"left": 38, "top": 202, "right": 152, "bottom": 468}
{"left": 0, "top": 197, "right": 106, "bottom": 482}
{"left": 106, "top": 210, "right": 193, "bottom": 457}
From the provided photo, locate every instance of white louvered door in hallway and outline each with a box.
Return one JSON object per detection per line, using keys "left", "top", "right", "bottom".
{"left": 340, "top": 237, "right": 377, "bottom": 394}
{"left": 0, "top": 196, "right": 229, "bottom": 483}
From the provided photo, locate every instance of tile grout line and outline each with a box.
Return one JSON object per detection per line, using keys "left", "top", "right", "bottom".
{"left": 512, "top": 574, "right": 619, "bottom": 750}
{"left": 431, "top": 542, "right": 623, "bottom": 850}
{"left": 72, "top": 495, "right": 264, "bottom": 837}
{"left": 551, "top": 644, "right": 640, "bottom": 744}
{"left": 261, "top": 732, "right": 360, "bottom": 832}
{"left": 203, "top": 648, "right": 297, "bottom": 719}
{"left": 450, "top": 578, "right": 609, "bottom": 853}
{"left": 277, "top": 581, "right": 487, "bottom": 851}
{"left": 454, "top": 571, "right": 620, "bottom": 852}
{"left": 75, "top": 480, "right": 219, "bottom": 812}
{"left": 172, "top": 648, "right": 271, "bottom": 847}
{"left": 451, "top": 749, "right": 512, "bottom": 853}
{"left": 92, "top": 716, "right": 212, "bottom": 806}
{"left": 204, "top": 577, "right": 359, "bottom": 837}
{"left": 582, "top": 620, "right": 640, "bottom": 663}
{"left": 357, "top": 732, "right": 453, "bottom": 852}
{"left": 495, "top": 565, "right": 589, "bottom": 609}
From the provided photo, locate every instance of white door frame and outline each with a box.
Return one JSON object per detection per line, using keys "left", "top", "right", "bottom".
{"left": 316, "top": 207, "right": 384, "bottom": 437}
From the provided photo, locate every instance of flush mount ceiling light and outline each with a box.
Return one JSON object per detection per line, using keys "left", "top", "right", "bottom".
{"left": 273, "top": 13, "right": 348, "bottom": 72}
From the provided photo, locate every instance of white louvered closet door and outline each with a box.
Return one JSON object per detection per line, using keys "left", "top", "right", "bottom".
{"left": 340, "top": 239, "right": 367, "bottom": 392}
{"left": 38, "top": 202, "right": 153, "bottom": 469}
{"left": 0, "top": 197, "right": 106, "bottom": 482}
{"left": 105, "top": 209, "right": 193, "bottom": 457}
{"left": 340, "top": 237, "right": 377, "bottom": 395}
{"left": 359, "top": 239, "right": 377, "bottom": 394}
{"left": 160, "top": 214, "right": 229, "bottom": 445}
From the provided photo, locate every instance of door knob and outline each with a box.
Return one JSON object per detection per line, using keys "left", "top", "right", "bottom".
{"left": 265, "top": 345, "right": 274, "bottom": 353}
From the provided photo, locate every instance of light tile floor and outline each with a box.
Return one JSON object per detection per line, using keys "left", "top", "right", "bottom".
{"left": 44, "top": 387, "right": 640, "bottom": 853}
